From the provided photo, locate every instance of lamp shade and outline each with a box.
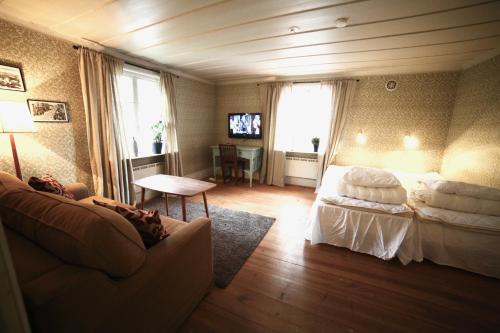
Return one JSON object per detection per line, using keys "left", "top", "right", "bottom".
{"left": 0, "top": 101, "right": 35, "bottom": 133}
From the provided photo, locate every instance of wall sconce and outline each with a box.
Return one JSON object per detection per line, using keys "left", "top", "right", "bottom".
{"left": 356, "top": 130, "right": 367, "bottom": 144}
{"left": 404, "top": 134, "right": 418, "bottom": 149}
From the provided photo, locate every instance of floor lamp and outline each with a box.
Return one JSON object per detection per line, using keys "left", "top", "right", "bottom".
{"left": 0, "top": 101, "right": 35, "bottom": 180}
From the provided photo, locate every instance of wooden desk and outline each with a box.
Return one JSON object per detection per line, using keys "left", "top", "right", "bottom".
{"left": 211, "top": 145, "right": 263, "bottom": 187}
{"left": 135, "top": 174, "right": 216, "bottom": 222}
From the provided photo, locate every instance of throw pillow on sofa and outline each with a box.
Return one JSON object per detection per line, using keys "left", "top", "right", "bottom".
{"left": 93, "top": 199, "right": 169, "bottom": 247}
{"left": 28, "top": 175, "right": 75, "bottom": 200}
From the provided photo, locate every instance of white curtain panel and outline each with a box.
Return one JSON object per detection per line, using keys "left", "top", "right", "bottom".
{"left": 160, "top": 72, "right": 183, "bottom": 176}
{"left": 317, "top": 80, "right": 357, "bottom": 189}
{"left": 78, "top": 47, "right": 136, "bottom": 204}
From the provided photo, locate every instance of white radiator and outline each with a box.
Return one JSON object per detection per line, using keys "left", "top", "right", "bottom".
{"left": 285, "top": 156, "right": 318, "bottom": 187}
{"left": 133, "top": 162, "right": 165, "bottom": 201}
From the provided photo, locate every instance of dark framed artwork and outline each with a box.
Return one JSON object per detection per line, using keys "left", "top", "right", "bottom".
{"left": 0, "top": 64, "right": 25, "bottom": 92}
{"left": 27, "top": 99, "right": 69, "bottom": 122}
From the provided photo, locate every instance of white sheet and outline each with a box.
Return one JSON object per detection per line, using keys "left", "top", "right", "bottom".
{"left": 306, "top": 165, "right": 421, "bottom": 264}
{"left": 411, "top": 201, "right": 500, "bottom": 279}
{"left": 336, "top": 180, "right": 407, "bottom": 205}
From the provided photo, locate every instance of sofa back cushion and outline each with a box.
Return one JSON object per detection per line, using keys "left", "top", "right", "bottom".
{"left": 0, "top": 171, "right": 32, "bottom": 195}
{"left": 0, "top": 187, "right": 146, "bottom": 278}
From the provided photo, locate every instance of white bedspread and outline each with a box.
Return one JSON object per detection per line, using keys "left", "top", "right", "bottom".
{"left": 306, "top": 165, "right": 422, "bottom": 264}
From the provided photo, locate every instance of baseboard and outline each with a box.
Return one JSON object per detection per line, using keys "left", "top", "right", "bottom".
{"left": 285, "top": 176, "right": 317, "bottom": 188}
{"left": 185, "top": 168, "right": 212, "bottom": 180}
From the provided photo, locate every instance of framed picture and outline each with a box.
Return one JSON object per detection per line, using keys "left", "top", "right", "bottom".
{"left": 0, "top": 64, "right": 25, "bottom": 92}
{"left": 27, "top": 100, "right": 69, "bottom": 122}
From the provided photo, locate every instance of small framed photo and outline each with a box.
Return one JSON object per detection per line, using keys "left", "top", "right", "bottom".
{"left": 0, "top": 64, "right": 25, "bottom": 92}
{"left": 27, "top": 100, "right": 69, "bottom": 122}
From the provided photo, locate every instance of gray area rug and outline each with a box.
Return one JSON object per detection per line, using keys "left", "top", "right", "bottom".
{"left": 146, "top": 197, "right": 275, "bottom": 288}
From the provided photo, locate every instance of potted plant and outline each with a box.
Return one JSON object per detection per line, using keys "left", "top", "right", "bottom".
{"left": 311, "top": 137, "right": 320, "bottom": 152}
{"left": 151, "top": 120, "right": 165, "bottom": 154}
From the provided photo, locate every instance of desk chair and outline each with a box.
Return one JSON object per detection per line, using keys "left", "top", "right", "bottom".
{"left": 219, "top": 144, "right": 245, "bottom": 184}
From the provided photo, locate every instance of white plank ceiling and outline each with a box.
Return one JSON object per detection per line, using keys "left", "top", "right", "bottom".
{"left": 1, "top": 0, "right": 499, "bottom": 83}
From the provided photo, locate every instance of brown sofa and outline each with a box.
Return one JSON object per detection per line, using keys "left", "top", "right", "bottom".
{"left": 0, "top": 172, "right": 213, "bottom": 333}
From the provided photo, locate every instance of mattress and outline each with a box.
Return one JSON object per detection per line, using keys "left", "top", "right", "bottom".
{"left": 409, "top": 200, "right": 500, "bottom": 279}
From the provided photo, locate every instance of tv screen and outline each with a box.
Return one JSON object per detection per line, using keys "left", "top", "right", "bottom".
{"left": 228, "top": 113, "right": 262, "bottom": 139}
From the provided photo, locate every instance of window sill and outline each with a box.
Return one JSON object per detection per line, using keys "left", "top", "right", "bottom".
{"left": 131, "top": 152, "right": 163, "bottom": 160}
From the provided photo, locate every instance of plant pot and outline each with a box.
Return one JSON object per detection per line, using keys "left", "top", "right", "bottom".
{"left": 153, "top": 142, "right": 163, "bottom": 154}
{"left": 313, "top": 144, "right": 319, "bottom": 153}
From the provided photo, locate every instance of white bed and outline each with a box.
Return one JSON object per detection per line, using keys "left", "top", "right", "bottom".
{"left": 305, "top": 166, "right": 422, "bottom": 264}
{"left": 410, "top": 200, "right": 500, "bottom": 279}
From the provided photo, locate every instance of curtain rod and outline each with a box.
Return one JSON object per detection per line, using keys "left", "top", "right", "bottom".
{"left": 256, "top": 79, "right": 359, "bottom": 86}
{"left": 72, "top": 45, "right": 180, "bottom": 79}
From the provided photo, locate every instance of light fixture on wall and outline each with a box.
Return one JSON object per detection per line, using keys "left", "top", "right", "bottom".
{"left": 356, "top": 130, "right": 367, "bottom": 144}
{"left": 0, "top": 101, "right": 35, "bottom": 180}
{"left": 404, "top": 133, "right": 418, "bottom": 149}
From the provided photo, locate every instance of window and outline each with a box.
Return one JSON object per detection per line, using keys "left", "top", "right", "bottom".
{"left": 119, "top": 64, "right": 164, "bottom": 157}
{"left": 274, "top": 83, "right": 332, "bottom": 153}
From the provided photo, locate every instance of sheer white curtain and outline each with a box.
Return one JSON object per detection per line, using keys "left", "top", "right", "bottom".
{"left": 274, "top": 83, "right": 332, "bottom": 154}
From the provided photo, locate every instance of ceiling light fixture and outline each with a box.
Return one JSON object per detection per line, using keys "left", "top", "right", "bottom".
{"left": 289, "top": 26, "right": 300, "bottom": 33}
{"left": 335, "top": 17, "right": 349, "bottom": 28}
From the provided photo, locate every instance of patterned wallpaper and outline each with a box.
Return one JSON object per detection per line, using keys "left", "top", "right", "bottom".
{"left": 214, "top": 84, "right": 262, "bottom": 147}
{"left": 336, "top": 72, "right": 460, "bottom": 172}
{"left": 441, "top": 55, "right": 500, "bottom": 188}
{"left": 175, "top": 77, "right": 216, "bottom": 175}
{"left": 0, "top": 19, "right": 92, "bottom": 188}
{"left": 214, "top": 73, "right": 460, "bottom": 173}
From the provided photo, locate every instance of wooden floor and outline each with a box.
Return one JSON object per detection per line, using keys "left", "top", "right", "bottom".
{"left": 179, "top": 181, "right": 500, "bottom": 333}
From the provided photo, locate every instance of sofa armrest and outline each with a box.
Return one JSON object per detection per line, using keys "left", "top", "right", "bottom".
{"left": 65, "top": 183, "right": 90, "bottom": 201}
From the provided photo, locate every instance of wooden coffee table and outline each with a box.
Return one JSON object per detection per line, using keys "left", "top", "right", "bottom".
{"left": 135, "top": 174, "right": 217, "bottom": 222}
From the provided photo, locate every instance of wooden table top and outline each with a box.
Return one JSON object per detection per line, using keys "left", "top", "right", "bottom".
{"left": 134, "top": 174, "right": 217, "bottom": 197}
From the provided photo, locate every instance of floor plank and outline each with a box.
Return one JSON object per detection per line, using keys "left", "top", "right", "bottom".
{"left": 178, "top": 181, "right": 500, "bottom": 332}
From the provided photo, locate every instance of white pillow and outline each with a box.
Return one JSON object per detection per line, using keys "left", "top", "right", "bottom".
{"left": 342, "top": 166, "right": 401, "bottom": 188}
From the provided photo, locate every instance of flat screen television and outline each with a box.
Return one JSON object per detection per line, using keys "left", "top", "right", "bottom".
{"left": 228, "top": 113, "right": 262, "bottom": 139}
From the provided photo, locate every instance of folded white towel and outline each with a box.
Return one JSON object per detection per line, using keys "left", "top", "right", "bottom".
{"left": 337, "top": 180, "right": 407, "bottom": 205}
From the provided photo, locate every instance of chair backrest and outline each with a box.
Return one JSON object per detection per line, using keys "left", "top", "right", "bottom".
{"left": 219, "top": 144, "right": 237, "bottom": 165}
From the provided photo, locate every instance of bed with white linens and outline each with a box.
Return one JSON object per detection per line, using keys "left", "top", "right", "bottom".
{"left": 305, "top": 165, "right": 422, "bottom": 264}
{"left": 408, "top": 178, "right": 500, "bottom": 279}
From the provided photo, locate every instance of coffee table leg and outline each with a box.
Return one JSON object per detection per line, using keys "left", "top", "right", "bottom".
{"left": 164, "top": 193, "right": 169, "bottom": 216}
{"left": 202, "top": 192, "right": 209, "bottom": 218}
{"left": 181, "top": 196, "right": 187, "bottom": 222}
{"left": 140, "top": 188, "right": 145, "bottom": 210}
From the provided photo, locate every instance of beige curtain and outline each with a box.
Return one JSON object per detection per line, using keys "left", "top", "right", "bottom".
{"left": 78, "top": 47, "right": 135, "bottom": 204}
{"left": 317, "top": 79, "right": 357, "bottom": 188}
{"left": 259, "top": 82, "right": 287, "bottom": 186}
{"left": 160, "top": 72, "right": 183, "bottom": 176}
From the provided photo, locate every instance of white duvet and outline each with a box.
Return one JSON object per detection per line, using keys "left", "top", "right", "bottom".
{"left": 336, "top": 180, "right": 407, "bottom": 205}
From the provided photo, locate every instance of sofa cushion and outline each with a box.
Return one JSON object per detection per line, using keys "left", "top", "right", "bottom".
{"left": 93, "top": 199, "right": 169, "bottom": 248}
{"left": 28, "top": 175, "right": 75, "bottom": 199}
{"left": 0, "top": 171, "right": 31, "bottom": 195}
{"left": 0, "top": 187, "right": 146, "bottom": 277}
